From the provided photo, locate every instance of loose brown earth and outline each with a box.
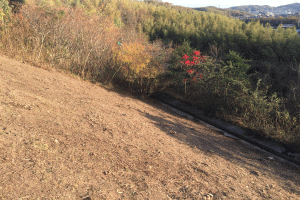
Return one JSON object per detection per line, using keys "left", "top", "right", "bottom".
{"left": 0, "top": 54, "right": 299, "bottom": 200}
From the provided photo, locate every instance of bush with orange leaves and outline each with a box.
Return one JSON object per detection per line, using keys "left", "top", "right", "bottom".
{"left": 111, "top": 40, "right": 172, "bottom": 96}
{"left": 113, "top": 42, "right": 151, "bottom": 80}
{"left": 112, "top": 41, "right": 169, "bottom": 81}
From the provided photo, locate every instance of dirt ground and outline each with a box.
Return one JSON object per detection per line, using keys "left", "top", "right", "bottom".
{"left": 0, "top": 54, "right": 299, "bottom": 199}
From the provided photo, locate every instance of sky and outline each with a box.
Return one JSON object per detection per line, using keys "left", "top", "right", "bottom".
{"left": 162, "top": 0, "right": 300, "bottom": 8}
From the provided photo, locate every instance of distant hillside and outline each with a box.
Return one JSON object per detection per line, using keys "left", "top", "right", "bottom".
{"left": 193, "top": 6, "right": 254, "bottom": 17}
{"left": 230, "top": 3, "right": 300, "bottom": 14}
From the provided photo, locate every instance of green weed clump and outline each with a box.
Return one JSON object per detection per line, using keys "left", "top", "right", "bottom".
{"left": 165, "top": 41, "right": 300, "bottom": 151}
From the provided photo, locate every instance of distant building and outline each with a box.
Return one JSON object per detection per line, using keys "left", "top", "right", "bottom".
{"left": 281, "top": 24, "right": 296, "bottom": 29}
{"left": 285, "top": 10, "right": 292, "bottom": 15}
{"left": 266, "top": 12, "right": 275, "bottom": 17}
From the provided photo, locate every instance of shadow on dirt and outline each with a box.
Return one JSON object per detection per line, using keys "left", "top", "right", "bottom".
{"left": 101, "top": 84, "right": 300, "bottom": 196}
{"left": 135, "top": 100, "right": 300, "bottom": 196}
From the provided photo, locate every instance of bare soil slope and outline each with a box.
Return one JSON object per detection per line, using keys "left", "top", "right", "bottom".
{"left": 0, "top": 55, "right": 299, "bottom": 199}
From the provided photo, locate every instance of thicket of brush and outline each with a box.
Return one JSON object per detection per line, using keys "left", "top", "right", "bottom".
{"left": 1, "top": 0, "right": 300, "bottom": 152}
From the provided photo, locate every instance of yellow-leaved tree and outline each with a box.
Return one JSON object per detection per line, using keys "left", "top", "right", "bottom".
{"left": 113, "top": 41, "right": 152, "bottom": 80}
{"left": 111, "top": 40, "right": 171, "bottom": 96}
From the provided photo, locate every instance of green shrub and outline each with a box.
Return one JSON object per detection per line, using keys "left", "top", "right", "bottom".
{"left": 164, "top": 48, "right": 300, "bottom": 151}
{"left": 0, "top": 0, "right": 12, "bottom": 26}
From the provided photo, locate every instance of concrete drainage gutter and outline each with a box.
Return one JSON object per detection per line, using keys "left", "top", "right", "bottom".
{"left": 152, "top": 93, "right": 300, "bottom": 167}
